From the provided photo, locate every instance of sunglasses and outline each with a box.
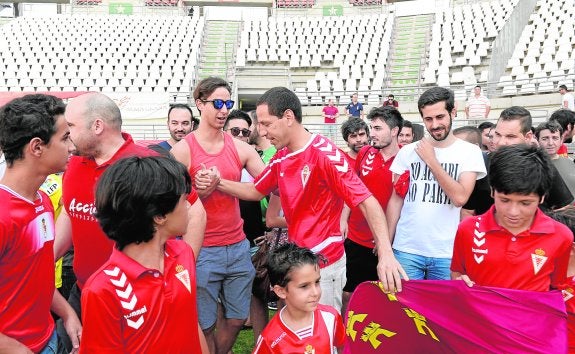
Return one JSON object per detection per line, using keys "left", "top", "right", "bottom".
{"left": 201, "top": 99, "right": 234, "bottom": 110}
{"left": 227, "top": 127, "right": 251, "bottom": 137}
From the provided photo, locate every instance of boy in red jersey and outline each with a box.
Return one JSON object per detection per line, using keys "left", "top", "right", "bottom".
{"left": 0, "top": 94, "right": 80, "bottom": 353}
{"left": 452, "top": 144, "right": 572, "bottom": 291}
{"left": 253, "top": 243, "right": 345, "bottom": 354}
{"left": 79, "top": 156, "right": 208, "bottom": 353}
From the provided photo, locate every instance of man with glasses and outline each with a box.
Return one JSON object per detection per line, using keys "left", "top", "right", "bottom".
{"left": 158, "top": 104, "right": 194, "bottom": 151}
{"left": 224, "top": 110, "right": 252, "bottom": 143}
{"left": 212, "top": 87, "right": 408, "bottom": 314}
{"left": 172, "top": 77, "right": 265, "bottom": 354}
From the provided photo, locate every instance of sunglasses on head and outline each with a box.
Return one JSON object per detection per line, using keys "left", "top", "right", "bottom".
{"left": 227, "top": 127, "right": 251, "bottom": 137}
{"left": 201, "top": 99, "right": 234, "bottom": 110}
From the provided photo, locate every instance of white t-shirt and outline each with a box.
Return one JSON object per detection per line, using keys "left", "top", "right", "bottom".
{"left": 390, "top": 138, "right": 486, "bottom": 258}
{"left": 562, "top": 92, "right": 575, "bottom": 111}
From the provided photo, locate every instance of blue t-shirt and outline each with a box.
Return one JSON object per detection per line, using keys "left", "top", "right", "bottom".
{"left": 346, "top": 102, "right": 363, "bottom": 117}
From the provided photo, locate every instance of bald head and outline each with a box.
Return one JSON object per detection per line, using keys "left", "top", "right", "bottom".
{"left": 69, "top": 93, "right": 122, "bottom": 130}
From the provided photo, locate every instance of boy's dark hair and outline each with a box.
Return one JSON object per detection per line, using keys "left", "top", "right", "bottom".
{"left": 417, "top": 87, "right": 455, "bottom": 116}
{"left": 95, "top": 156, "right": 191, "bottom": 250}
{"left": 341, "top": 118, "right": 369, "bottom": 142}
{"left": 267, "top": 243, "right": 324, "bottom": 288}
{"left": 453, "top": 126, "right": 482, "bottom": 146}
{"left": 549, "top": 109, "right": 575, "bottom": 133}
{"left": 193, "top": 77, "right": 231, "bottom": 101}
{"left": 0, "top": 94, "right": 66, "bottom": 166}
{"left": 224, "top": 109, "right": 252, "bottom": 129}
{"left": 534, "top": 121, "right": 563, "bottom": 139}
{"left": 257, "top": 87, "right": 303, "bottom": 123}
{"left": 498, "top": 106, "right": 532, "bottom": 135}
{"left": 367, "top": 106, "right": 404, "bottom": 132}
{"left": 489, "top": 145, "right": 552, "bottom": 199}
{"left": 477, "top": 121, "right": 495, "bottom": 131}
{"left": 168, "top": 104, "right": 194, "bottom": 120}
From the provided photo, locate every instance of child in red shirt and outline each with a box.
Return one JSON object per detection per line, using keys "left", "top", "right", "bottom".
{"left": 253, "top": 243, "right": 345, "bottom": 354}
{"left": 79, "top": 156, "right": 208, "bottom": 353}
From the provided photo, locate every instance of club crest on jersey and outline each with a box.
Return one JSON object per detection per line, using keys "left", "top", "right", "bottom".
{"left": 304, "top": 344, "right": 315, "bottom": 354}
{"left": 175, "top": 264, "right": 191, "bottom": 293}
{"left": 301, "top": 165, "right": 311, "bottom": 187}
{"left": 562, "top": 288, "right": 574, "bottom": 302}
{"left": 531, "top": 248, "right": 547, "bottom": 275}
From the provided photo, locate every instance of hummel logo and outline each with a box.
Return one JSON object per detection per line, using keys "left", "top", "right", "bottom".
{"left": 312, "top": 139, "right": 348, "bottom": 173}
{"left": 105, "top": 266, "right": 145, "bottom": 330}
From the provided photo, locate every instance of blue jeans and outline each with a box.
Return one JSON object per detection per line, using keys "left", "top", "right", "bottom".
{"left": 39, "top": 330, "right": 58, "bottom": 354}
{"left": 393, "top": 249, "right": 452, "bottom": 280}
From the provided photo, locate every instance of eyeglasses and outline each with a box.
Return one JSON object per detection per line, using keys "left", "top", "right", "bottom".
{"left": 201, "top": 99, "right": 234, "bottom": 110}
{"left": 227, "top": 127, "right": 251, "bottom": 137}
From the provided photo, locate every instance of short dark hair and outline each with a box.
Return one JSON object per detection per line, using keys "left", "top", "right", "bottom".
{"left": 257, "top": 87, "right": 303, "bottom": 123}
{"left": 477, "top": 121, "right": 495, "bottom": 131}
{"left": 193, "top": 77, "right": 231, "bottom": 101}
{"left": 387, "top": 94, "right": 394, "bottom": 99}
{"left": 559, "top": 84, "right": 568, "bottom": 91}
{"left": 453, "top": 126, "right": 481, "bottom": 146}
{"left": 95, "top": 156, "right": 191, "bottom": 250}
{"left": 412, "top": 123, "right": 425, "bottom": 142}
{"left": 192, "top": 117, "right": 200, "bottom": 131}
{"left": 402, "top": 120, "right": 413, "bottom": 129}
{"left": 168, "top": 104, "right": 194, "bottom": 121}
{"left": 535, "top": 121, "right": 563, "bottom": 139}
{"left": 367, "top": 106, "right": 404, "bottom": 132}
{"left": 341, "top": 118, "right": 369, "bottom": 142}
{"left": 498, "top": 106, "right": 532, "bottom": 135}
{"left": 0, "top": 94, "right": 65, "bottom": 166}
{"left": 489, "top": 145, "right": 552, "bottom": 199}
{"left": 224, "top": 110, "right": 252, "bottom": 129}
{"left": 267, "top": 243, "right": 325, "bottom": 288}
{"left": 417, "top": 87, "right": 455, "bottom": 116}
{"left": 549, "top": 109, "right": 575, "bottom": 133}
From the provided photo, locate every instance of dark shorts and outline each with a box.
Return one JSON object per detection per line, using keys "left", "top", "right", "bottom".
{"left": 343, "top": 238, "right": 378, "bottom": 292}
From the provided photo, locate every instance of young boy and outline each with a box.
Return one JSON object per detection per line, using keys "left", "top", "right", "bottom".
{"left": 451, "top": 144, "right": 572, "bottom": 291}
{"left": 253, "top": 243, "right": 345, "bottom": 354}
{"left": 79, "top": 156, "right": 208, "bottom": 353}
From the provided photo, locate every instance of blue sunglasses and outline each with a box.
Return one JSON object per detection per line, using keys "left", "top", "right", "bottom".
{"left": 201, "top": 99, "right": 234, "bottom": 110}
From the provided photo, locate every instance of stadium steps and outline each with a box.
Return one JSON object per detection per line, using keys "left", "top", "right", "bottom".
{"left": 197, "top": 20, "right": 241, "bottom": 81}
{"left": 386, "top": 14, "right": 433, "bottom": 102}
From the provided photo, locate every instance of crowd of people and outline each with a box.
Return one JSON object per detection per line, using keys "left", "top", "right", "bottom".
{"left": 1, "top": 81, "right": 575, "bottom": 354}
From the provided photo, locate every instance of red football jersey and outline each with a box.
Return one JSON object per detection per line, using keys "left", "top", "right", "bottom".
{"left": 562, "top": 276, "right": 575, "bottom": 353}
{"left": 253, "top": 304, "right": 345, "bottom": 354}
{"left": 80, "top": 240, "right": 201, "bottom": 353}
{"left": 451, "top": 206, "right": 572, "bottom": 291}
{"left": 254, "top": 134, "right": 372, "bottom": 266}
{"left": 0, "top": 186, "right": 55, "bottom": 352}
{"left": 347, "top": 146, "right": 395, "bottom": 248}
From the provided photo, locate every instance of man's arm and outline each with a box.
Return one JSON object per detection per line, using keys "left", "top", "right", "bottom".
{"left": 0, "top": 334, "right": 33, "bottom": 354}
{"left": 415, "top": 138, "right": 478, "bottom": 207}
{"left": 182, "top": 198, "right": 206, "bottom": 259}
{"left": 358, "top": 196, "right": 408, "bottom": 293}
{"left": 52, "top": 290, "right": 82, "bottom": 353}
{"left": 451, "top": 271, "right": 475, "bottom": 287}
{"left": 485, "top": 104, "right": 491, "bottom": 117}
{"left": 340, "top": 204, "right": 351, "bottom": 239}
{"left": 54, "top": 208, "right": 73, "bottom": 260}
{"left": 464, "top": 105, "right": 470, "bottom": 118}
{"left": 238, "top": 140, "right": 265, "bottom": 178}
{"left": 385, "top": 174, "right": 404, "bottom": 244}
{"left": 217, "top": 179, "right": 265, "bottom": 201}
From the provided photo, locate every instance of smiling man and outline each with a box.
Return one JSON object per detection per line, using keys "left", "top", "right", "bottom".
{"left": 158, "top": 104, "right": 194, "bottom": 151}
{"left": 387, "top": 86, "right": 486, "bottom": 280}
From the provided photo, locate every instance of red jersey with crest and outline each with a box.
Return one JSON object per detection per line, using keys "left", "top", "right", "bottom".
{"left": 62, "top": 133, "right": 163, "bottom": 289}
{"left": 0, "top": 186, "right": 55, "bottom": 352}
{"left": 253, "top": 304, "right": 345, "bottom": 354}
{"left": 562, "top": 276, "right": 575, "bottom": 353}
{"left": 184, "top": 132, "right": 245, "bottom": 246}
{"left": 254, "top": 134, "right": 372, "bottom": 266}
{"left": 347, "top": 145, "right": 395, "bottom": 248}
{"left": 79, "top": 240, "right": 201, "bottom": 353}
{"left": 451, "top": 206, "right": 572, "bottom": 291}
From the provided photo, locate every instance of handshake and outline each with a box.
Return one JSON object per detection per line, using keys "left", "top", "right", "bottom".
{"left": 194, "top": 163, "right": 220, "bottom": 191}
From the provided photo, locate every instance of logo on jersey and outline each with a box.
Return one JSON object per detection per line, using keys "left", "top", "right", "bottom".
{"left": 304, "top": 344, "right": 315, "bottom": 354}
{"left": 175, "top": 264, "right": 191, "bottom": 293}
{"left": 301, "top": 165, "right": 311, "bottom": 187}
{"left": 472, "top": 218, "right": 487, "bottom": 264}
{"left": 67, "top": 198, "right": 97, "bottom": 221}
{"left": 562, "top": 288, "right": 574, "bottom": 302}
{"left": 312, "top": 138, "right": 348, "bottom": 173}
{"left": 361, "top": 151, "right": 375, "bottom": 176}
{"left": 531, "top": 249, "right": 547, "bottom": 275}
{"left": 104, "top": 266, "right": 145, "bottom": 330}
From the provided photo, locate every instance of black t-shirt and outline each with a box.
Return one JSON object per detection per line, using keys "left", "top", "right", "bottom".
{"left": 463, "top": 153, "right": 573, "bottom": 213}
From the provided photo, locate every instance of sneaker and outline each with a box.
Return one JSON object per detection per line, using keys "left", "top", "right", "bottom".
{"left": 267, "top": 301, "right": 277, "bottom": 311}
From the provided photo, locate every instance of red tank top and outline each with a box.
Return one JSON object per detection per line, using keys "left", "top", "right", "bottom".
{"left": 185, "top": 132, "right": 245, "bottom": 246}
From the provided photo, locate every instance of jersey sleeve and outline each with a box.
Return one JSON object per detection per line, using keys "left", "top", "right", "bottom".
{"left": 320, "top": 148, "right": 371, "bottom": 208}
{"left": 333, "top": 310, "right": 346, "bottom": 349}
{"left": 550, "top": 226, "right": 572, "bottom": 289}
{"left": 252, "top": 335, "right": 273, "bottom": 354}
{"left": 80, "top": 284, "right": 125, "bottom": 354}
{"left": 186, "top": 186, "right": 199, "bottom": 205}
{"left": 450, "top": 220, "right": 469, "bottom": 275}
{"left": 254, "top": 158, "right": 279, "bottom": 196}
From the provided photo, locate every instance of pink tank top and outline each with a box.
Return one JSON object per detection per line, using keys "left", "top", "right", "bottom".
{"left": 185, "top": 132, "right": 245, "bottom": 246}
